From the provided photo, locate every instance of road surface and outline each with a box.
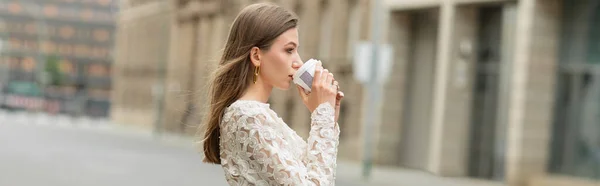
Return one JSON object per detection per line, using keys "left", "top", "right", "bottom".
{"left": 0, "top": 112, "right": 363, "bottom": 186}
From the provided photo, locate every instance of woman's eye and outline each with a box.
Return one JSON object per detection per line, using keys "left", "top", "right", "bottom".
{"left": 286, "top": 48, "right": 294, "bottom": 54}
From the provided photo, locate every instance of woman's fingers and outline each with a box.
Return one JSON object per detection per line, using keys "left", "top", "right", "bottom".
{"left": 333, "top": 81, "right": 339, "bottom": 91}
{"left": 296, "top": 85, "right": 308, "bottom": 101}
{"left": 323, "top": 69, "right": 332, "bottom": 87}
{"left": 327, "top": 73, "right": 335, "bottom": 92}
{"left": 337, "top": 91, "right": 344, "bottom": 100}
{"left": 312, "top": 65, "right": 323, "bottom": 90}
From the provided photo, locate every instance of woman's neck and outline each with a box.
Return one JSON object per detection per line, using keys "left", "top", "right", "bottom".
{"left": 239, "top": 80, "right": 272, "bottom": 103}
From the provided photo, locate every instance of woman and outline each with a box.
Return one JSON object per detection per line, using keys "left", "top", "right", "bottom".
{"left": 201, "top": 2, "right": 344, "bottom": 186}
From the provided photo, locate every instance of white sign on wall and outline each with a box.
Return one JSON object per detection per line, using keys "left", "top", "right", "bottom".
{"left": 353, "top": 42, "right": 394, "bottom": 84}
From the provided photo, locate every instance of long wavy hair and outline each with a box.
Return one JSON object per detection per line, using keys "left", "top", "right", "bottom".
{"left": 200, "top": 3, "right": 298, "bottom": 164}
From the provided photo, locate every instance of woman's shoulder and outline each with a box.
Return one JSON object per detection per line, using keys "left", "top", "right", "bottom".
{"left": 225, "top": 100, "right": 272, "bottom": 118}
{"left": 222, "top": 100, "right": 278, "bottom": 129}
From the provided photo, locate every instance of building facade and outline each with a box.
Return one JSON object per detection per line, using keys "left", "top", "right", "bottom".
{"left": 383, "top": 0, "right": 599, "bottom": 186}
{"left": 113, "top": 0, "right": 600, "bottom": 186}
{"left": 0, "top": 0, "right": 117, "bottom": 117}
{"left": 111, "top": 0, "right": 172, "bottom": 128}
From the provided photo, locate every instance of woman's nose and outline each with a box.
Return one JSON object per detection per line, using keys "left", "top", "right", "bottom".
{"left": 292, "top": 60, "right": 302, "bottom": 70}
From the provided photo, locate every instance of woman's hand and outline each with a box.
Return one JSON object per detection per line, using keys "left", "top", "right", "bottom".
{"left": 335, "top": 90, "right": 344, "bottom": 122}
{"left": 297, "top": 62, "right": 338, "bottom": 113}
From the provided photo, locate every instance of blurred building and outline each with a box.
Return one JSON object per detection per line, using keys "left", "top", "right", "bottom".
{"left": 0, "top": 0, "right": 117, "bottom": 117}
{"left": 382, "top": 0, "right": 599, "bottom": 186}
{"left": 111, "top": 0, "right": 172, "bottom": 128}
{"left": 114, "top": 0, "right": 600, "bottom": 186}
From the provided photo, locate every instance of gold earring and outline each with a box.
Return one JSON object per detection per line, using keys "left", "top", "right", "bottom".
{"left": 253, "top": 66, "right": 260, "bottom": 84}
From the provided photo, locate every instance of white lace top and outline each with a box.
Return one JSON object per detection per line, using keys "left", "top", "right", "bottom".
{"left": 219, "top": 100, "right": 340, "bottom": 186}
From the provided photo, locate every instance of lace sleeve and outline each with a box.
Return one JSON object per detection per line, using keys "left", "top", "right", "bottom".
{"left": 226, "top": 103, "right": 339, "bottom": 186}
{"left": 306, "top": 102, "right": 340, "bottom": 185}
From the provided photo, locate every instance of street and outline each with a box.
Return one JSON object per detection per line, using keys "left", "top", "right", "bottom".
{"left": 0, "top": 119, "right": 227, "bottom": 186}
{"left": 0, "top": 112, "right": 508, "bottom": 186}
{"left": 0, "top": 112, "right": 364, "bottom": 186}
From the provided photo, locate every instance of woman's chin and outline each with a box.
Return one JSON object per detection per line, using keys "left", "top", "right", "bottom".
{"left": 274, "top": 81, "right": 292, "bottom": 90}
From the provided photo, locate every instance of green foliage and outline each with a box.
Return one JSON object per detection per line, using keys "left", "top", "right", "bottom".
{"left": 45, "top": 55, "right": 63, "bottom": 86}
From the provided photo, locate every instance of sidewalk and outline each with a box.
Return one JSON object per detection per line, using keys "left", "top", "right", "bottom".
{"left": 336, "top": 161, "right": 505, "bottom": 186}
{"left": 99, "top": 122, "right": 507, "bottom": 186}
{"left": 133, "top": 125, "right": 506, "bottom": 186}
{"left": 0, "top": 110, "right": 506, "bottom": 186}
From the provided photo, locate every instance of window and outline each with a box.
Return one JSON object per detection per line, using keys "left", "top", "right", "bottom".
{"left": 93, "top": 29, "right": 110, "bottom": 42}
{"left": 75, "top": 44, "right": 90, "bottom": 56}
{"left": 58, "top": 44, "right": 73, "bottom": 55}
{"left": 0, "top": 56, "right": 8, "bottom": 67}
{"left": 88, "top": 88, "right": 110, "bottom": 98}
{"left": 62, "top": 86, "right": 76, "bottom": 95}
{"left": 8, "top": 2, "right": 22, "bottom": 14}
{"left": 81, "top": 9, "right": 94, "bottom": 20}
{"left": 551, "top": 0, "right": 600, "bottom": 180}
{"left": 25, "top": 23, "right": 36, "bottom": 34}
{"left": 23, "top": 40, "right": 37, "bottom": 51}
{"left": 61, "top": 7, "right": 78, "bottom": 19}
{"left": 7, "top": 22, "right": 22, "bottom": 33}
{"left": 46, "top": 25, "right": 57, "bottom": 36}
{"left": 93, "top": 47, "right": 108, "bottom": 58}
{"left": 60, "top": 60, "right": 75, "bottom": 74}
{"left": 96, "top": 12, "right": 113, "bottom": 21}
{"left": 25, "top": 4, "right": 42, "bottom": 14}
{"left": 98, "top": 0, "right": 111, "bottom": 6}
{"left": 0, "top": 19, "right": 6, "bottom": 32}
{"left": 45, "top": 41, "right": 57, "bottom": 53}
{"left": 59, "top": 26, "right": 75, "bottom": 39}
{"left": 21, "top": 57, "right": 35, "bottom": 72}
{"left": 0, "top": 2, "right": 6, "bottom": 12}
{"left": 78, "top": 29, "right": 91, "bottom": 39}
{"left": 9, "top": 38, "right": 21, "bottom": 50}
{"left": 87, "top": 63, "right": 108, "bottom": 77}
{"left": 8, "top": 57, "right": 19, "bottom": 69}
{"left": 43, "top": 5, "right": 58, "bottom": 17}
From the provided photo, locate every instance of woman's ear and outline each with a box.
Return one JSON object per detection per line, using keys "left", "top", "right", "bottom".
{"left": 249, "top": 47, "right": 261, "bottom": 67}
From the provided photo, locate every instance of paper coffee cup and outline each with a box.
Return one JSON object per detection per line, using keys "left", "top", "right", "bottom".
{"left": 293, "top": 59, "right": 321, "bottom": 94}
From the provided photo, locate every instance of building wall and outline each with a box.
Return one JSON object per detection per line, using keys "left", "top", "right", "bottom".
{"left": 376, "top": 10, "right": 411, "bottom": 166}
{"left": 161, "top": 0, "right": 247, "bottom": 134}
{"left": 505, "top": 0, "right": 562, "bottom": 185}
{"left": 384, "top": 0, "right": 598, "bottom": 186}
{"left": 434, "top": 4, "right": 478, "bottom": 176}
{"left": 112, "top": 0, "right": 172, "bottom": 127}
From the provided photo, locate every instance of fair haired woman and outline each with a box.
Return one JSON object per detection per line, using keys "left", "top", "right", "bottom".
{"left": 201, "top": 2, "right": 344, "bottom": 186}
